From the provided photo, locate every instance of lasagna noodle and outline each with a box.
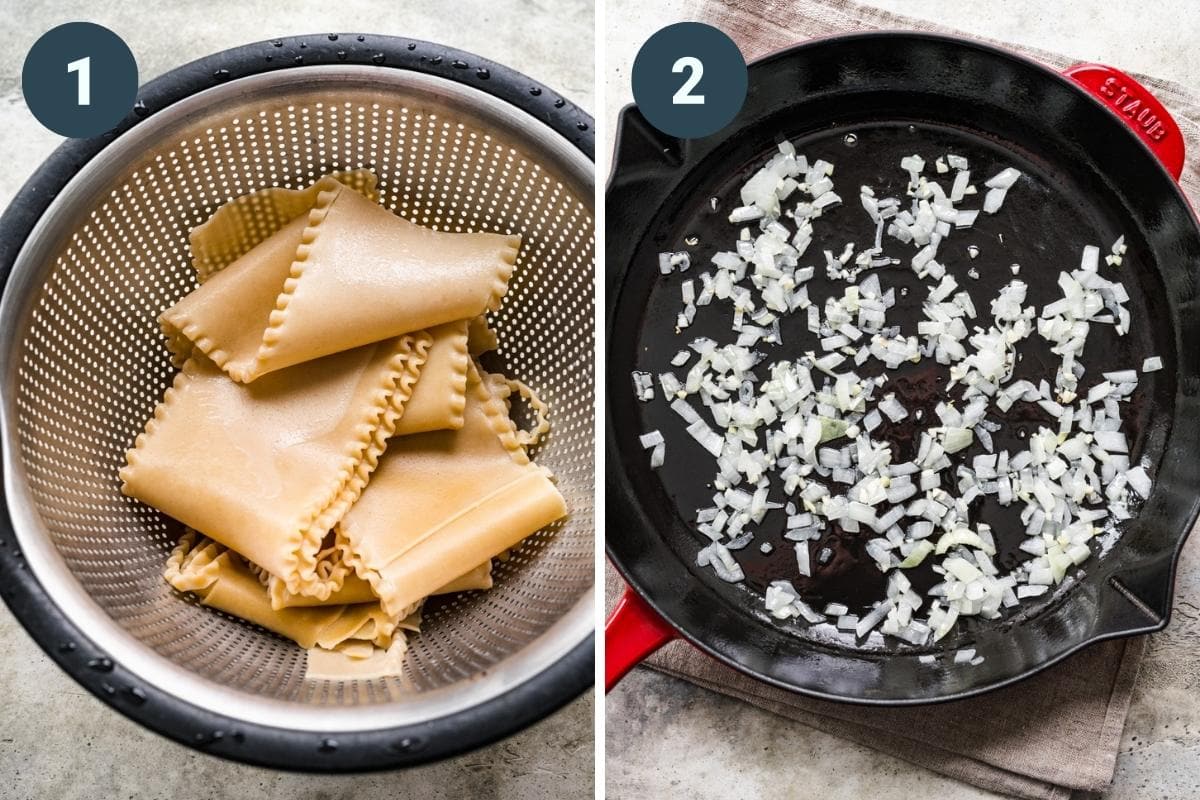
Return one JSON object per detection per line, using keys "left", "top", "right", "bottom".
{"left": 338, "top": 362, "right": 567, "bottom": 618}
{"left": 305, "top": 639, "right": 410, "bottom": 681}
{"left": 122, "top": 332, "right": 429, "bottom": 600}
{"left": 437, "top": 561, "right": 495, "bottom": 594}
{"left": 270, "top": 561, "right": 494, "bottom": 609}
{"left": 189, "top": 169, "right": 381, "bottom": 283}
{"left": 467, "top": 315, "right": 499, "bottom": 356}
{"left": 266, "top": 543, "right": 493, "bottom": 609}
{"left": 161, "top": 173, "right": 520, "bottom": 383}
{"left": 394, "top": 319, "right": 470, "bottom": 436}
{"left": 164, "top": 532, "right": 400, "bottom": 651}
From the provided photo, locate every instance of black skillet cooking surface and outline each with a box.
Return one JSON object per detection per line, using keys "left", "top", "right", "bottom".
{"left": 634, "top": 121, "right": 1173, "bottom": 614}
{"left": 607, "top": 32, "right": 1200, "bottom": 703}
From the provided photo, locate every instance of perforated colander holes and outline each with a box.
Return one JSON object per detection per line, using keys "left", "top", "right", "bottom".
{"left": 407, "top": 605, "right": 494, "bottom": 681}
{"left": 368, "top": 103, "right": 383, "bottom": 157}
{"left": 455, "top": 133, "right": 486, "bottom": 225}
{"left": 434, "top": 126, "right": 468, "bottom": 231}
{"left": 423, "top": 118, "right": 455, "bottom": 228}
{"left": 304, "top": 103, "right": 327, "bottom": 168}
{"left": 350, "top": 104, "right": 369, "bottom": 166}
{"left": 295, "top": 106, "right": 317, "bottom": 177}
{"left": 202, "top": 127, "right": 229, "bottom": 198}
{"left": 433, "top": 591, "right": 538, "bottom": 647}
{"left": 407, "top": 115, "right": 437, "bottom": 226}
{"left": 492, "top": 152, "right": 528, "bottom": 226}
{"left": 426, "top": 119, "right": 458, "bottom": 227}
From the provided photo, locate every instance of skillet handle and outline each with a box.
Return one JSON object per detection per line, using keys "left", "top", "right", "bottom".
{"left": 605, "top": 585, "right": 679, "bottom": 692}
{"left": 1063, "top": 63, "right": 1185, "bottom": 180}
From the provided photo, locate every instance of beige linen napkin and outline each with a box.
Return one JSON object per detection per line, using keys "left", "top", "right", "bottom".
{"left": 607, "top": 568, "right": 1143, "bottom": 800}
{"left": 608, "top": 1, "right": 1200, "bottom": 797}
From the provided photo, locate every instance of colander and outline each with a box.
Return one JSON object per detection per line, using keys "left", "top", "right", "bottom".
{"left": 0, "top": 34, "right": 594, "bottom": 769}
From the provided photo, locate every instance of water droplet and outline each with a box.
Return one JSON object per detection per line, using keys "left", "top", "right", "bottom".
{"left": 684, "top": 235, "right": 700, "bottom": 247}
{"left": 907, "top": 124, "right": 917, "bottom": 133}
{"left": 265, "top": 55, "right": 273, "bottom": 62}
{"left": 553, "top": 98, "right": 566, "bottom": 108}
{"left": 271, "top": 39, "right": 283, "bottom": 48}
{"left": 327, "top": 33, "right": 339, "bottom": 41}
{"left": 87, "top": 656, "right": 114, "bottom": 672}
{"left": 212, "top": 69, "right": 231, "bottom": 82}
{"left": 193, "top": 730, "right": 223, "bottom": 746}
{"left": 430, "top": 56, "right": 443, "bottom": 65}
{"left": 125, "top": 686, "right": 147, "bottom": 705}
{"left": 336, "top": 50, "right": 347, "bottom": 61}
{"left": 407, "top": 43, "right": 417, "bottom": 51}
{"left": 319, "top": 738, "right": 338, "bottom": 752}
{"left": 576, "top": 121, "right": 589, "bottom": 131}
{"left": 529, "top": 87, "right": 542, "bottom": 96}
{"left": 356, "top": 35, "right": 366, "bottom": 42}
{"left": 100, "top": 682, "right": 116, "bottom": 696}
{"left": 451, "top": 60, "right": 468, "bottom": 69}
{"left": 294, "top": 55, "right": 304, "bottom": 65}
{"left": 842, "top": 132, "right": 858, "bottom": 147}
{"left": 371, "top": 53, "right": 385, "bottom": 65}
{"left": 298, "top": 42, "right": 307, "bottom": 49}
{"left": 476, "top": 68, "right": 490, "bottom": 80}
{"left": 132, "top": 101, "right": 148, "bottom": 118}
{"left": 58, "top": 641, "right": 76, "bottom": 652}
{"left": 391, "top": 736, "right": 426, "bottom": 753}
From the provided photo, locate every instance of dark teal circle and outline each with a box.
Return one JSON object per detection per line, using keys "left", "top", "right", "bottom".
{"left": 22, "top": 22, "right": 138, "bottom": 138}
{"left": 631, "top": 22, "right": 747, "bottom": 139}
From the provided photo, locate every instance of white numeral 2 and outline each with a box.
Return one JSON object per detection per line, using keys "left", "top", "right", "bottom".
{"left": 67, "top": 56, "right": 91, "bottom": 106}
{"left": 671, "top": 56, "right": 704, "bottom": 105}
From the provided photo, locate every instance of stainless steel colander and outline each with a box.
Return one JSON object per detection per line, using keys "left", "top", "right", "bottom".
{"left": 0, "top": 35, "right": 594, "bottom": 769}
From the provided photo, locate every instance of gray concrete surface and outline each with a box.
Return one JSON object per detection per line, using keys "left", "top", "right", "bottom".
{"left": 605, "top": 1, "right": 1200, "bottom": 798}
{"left": 0, "top": 2, "right": 594, "bottom": 798}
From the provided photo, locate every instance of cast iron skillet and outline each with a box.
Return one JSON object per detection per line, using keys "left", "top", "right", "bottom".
{"left": 605, "top": 31, "right": 1200, "bottom": 704}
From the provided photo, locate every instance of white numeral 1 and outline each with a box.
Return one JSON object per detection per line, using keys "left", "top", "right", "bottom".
{"left": 671, "top": 56, "right": 704, "bottom": 105}
{"left": 67, "top": 56, "right": 91, "bottom": 106}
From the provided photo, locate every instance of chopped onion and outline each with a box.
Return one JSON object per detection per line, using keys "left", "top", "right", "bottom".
{"left": 795, "top": 542, "right": 812, "bottom": 577}
{"left": 638, "top": 145, "right": 1149, "bottom": 656}
{"left": 639, "top": 430, "right": 664, "bottom": 449}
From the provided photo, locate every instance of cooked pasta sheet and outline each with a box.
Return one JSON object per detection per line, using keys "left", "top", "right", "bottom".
{"left": 122, "top": 171, "right": 567, "bottom": 679}
{"left": 188, "top": 169, "right": 382, "bottom": 283}
{"left": 165, "top": 531, "right": 410, "bottom": 652}
{"left": 338, "top": 362, "right": 567, "bottom": 618}
{"left": 264, "top": 540, "right": 494, "bottom": 610}
{"left": 395, "top": 319, "right": 471, "bottom": 435}
{"left": 122, "top": 334, "right": 430, "bottom": 600}
{"left": 162, "top": 173, "right": 519, "bottom": 383}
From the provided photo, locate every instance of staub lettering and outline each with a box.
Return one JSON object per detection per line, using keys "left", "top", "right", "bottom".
{"left": 1096, "top": 76, "right": 1167, "bottom": 141}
